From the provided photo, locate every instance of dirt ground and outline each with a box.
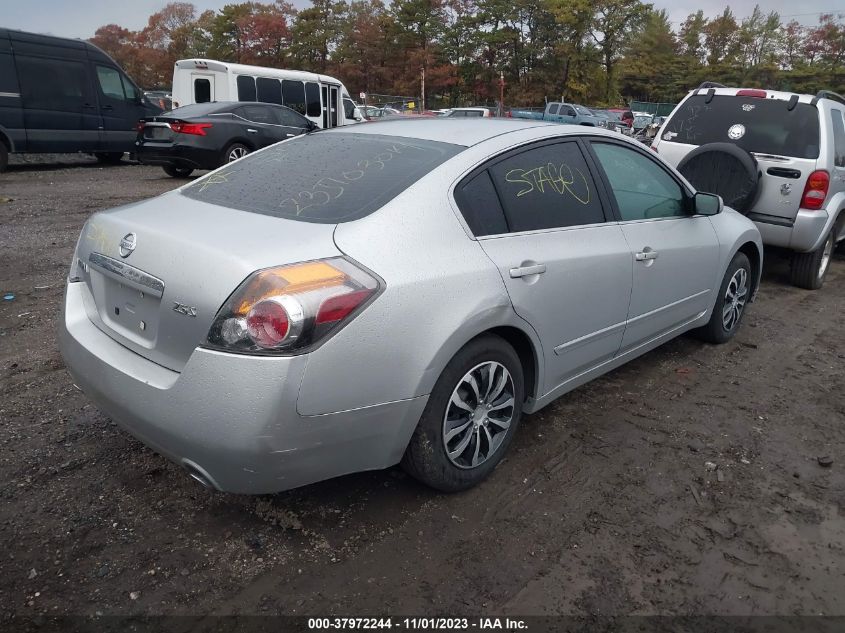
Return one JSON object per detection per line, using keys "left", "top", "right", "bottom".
{"left": 1, "top": 155, "right": 844, "bottom": 624}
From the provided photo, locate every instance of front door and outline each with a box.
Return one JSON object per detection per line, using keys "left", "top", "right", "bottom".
{"left": 474, "top": 140, "right": 633, "bottom": 393}
{"left": 94, "top": 64, "right": 148, "bottom": 152}
{"left": 587, "top": 140, "right": 721, "bottom": 352}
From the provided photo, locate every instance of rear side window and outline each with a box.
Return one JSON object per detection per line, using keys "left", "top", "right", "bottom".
{"left": 194, "top": 78, "right": 211, "bottom": 103}
{"left": 662, "top": 94, "right": 820, "bottom": 159}
{"left": 832, "top": 109, "right": 845, "bottom": 168}
{"left": 488, "top": 141, "right": 605, "bottom": 232}
{"left": 256, "top": 77, "right": 281, "bottom": 104}
{"left": 181, "top": 133, "right": 464, "bottom": 223}
{"left": 548, "top": 104, "right": 559, "bottom": 115}
{"left": 455, "top": 170, "right": 508, "bottom": 236}
{"left": 305, "top": 82, "right": 321, "bottom": 117}
{"left": 236, "top": 75, "right": 256, "bottom": 101}
{"left": 17, "top": 56, "right": 91, "bottom": 111}
{"left": 282, "top": 80, "right": 306, "bottom": 115}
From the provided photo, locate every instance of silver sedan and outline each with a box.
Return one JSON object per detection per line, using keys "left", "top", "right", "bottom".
{"left": 60, "top": 119, "right": 763, "bottom": 493}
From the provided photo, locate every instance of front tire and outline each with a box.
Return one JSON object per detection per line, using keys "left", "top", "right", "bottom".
{"left": 222, "top": 142, "right": 250, "bottom": 165}
{"left": 696, "top": 252, "right": 752, "bottom": 344}
{"left": 162, "top": 165, "right": 194, "bottom": 178}
{"left": 401, "top": 334, "right": 524, "bottom": 492}
{"left": 790, "top": 230, "right": 834, "bottom": 290}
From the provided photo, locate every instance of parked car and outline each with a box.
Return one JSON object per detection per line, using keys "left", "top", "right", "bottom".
{"left": 0, "top": 28, "right": 162, "bottom": 172}
{"left": 608, "top": 108, "right": 635, "bottom": 132}
{"left": 446, "top": 107, "right": 495, "bottom": 118}
{"left": 512, "top": 102, "right": 602, "bottom": 126}
{"left": 632, "top": 112, "right": 654, "bottom": 133}
{"left": 135, "top": 101, "right": 316, "bottom": 178}
{"left": 61, "top": 119, "right": 762, "bottom": 494}
{"left": 590, "top": 109, "right": 628, "bottom": 134}
{"left": 653, "top": 84, "right": 845, "bottom": 289}
{"left": 144, "top": 90, "right": 173, "bottom": 112}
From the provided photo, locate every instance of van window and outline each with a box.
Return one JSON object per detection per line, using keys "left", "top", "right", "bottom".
{"left": 17, "top": 56, "right": 91, "bottom": 111}
{"left": 282, "top": 80, "right": 306, "bottom": 115}
{"left": 96, "top": 66, "right": 125, "bottom": 100}
{"left": 662, "top": 94, "right": 820, "bottom": 159}
{"left": 237, "top": 75, "right": 256, "bottom": 101}
{"left": 305, "top": 82, "right": 321, "bottom": 117}
{"left": 343, "top": 98, "right": 356, "bottom": 120}
{"left": 256, "top": 77, "right": 281, "bottom": 105}
{"left": 194, "top": 78, "right": 211, "bottom": 103}
{"left": 121, "top": 76, "right": 138, "bottom": 101}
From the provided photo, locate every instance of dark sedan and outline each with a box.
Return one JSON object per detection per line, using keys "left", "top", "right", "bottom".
{"left": 135, "top": 101, "right": 317, "bottom": 177}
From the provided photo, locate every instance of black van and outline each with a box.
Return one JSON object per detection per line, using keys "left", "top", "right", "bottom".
{"left": 0, "top": 28, "right": 162, "bottom": 172}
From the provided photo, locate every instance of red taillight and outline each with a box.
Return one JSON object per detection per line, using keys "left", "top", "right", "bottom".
{"left": 801, "top": 170, "right": 830, "bottom": 210}
{"left": 316, "top": 289, "right": 372, "bottom": 325}
{"left": 246, "top": 299, "right": 291, "bottom": 349}
{"left": 169, "top": 122, "right": 212, "bottom": 136}
{"left": 736, "top": 89, "right": 767, "bottom": 98}
{"left": 135, "top": 120, "right": 146, "bottom": 132}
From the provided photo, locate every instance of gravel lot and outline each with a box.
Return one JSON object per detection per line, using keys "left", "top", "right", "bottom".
{"left": 1, "top": 156, "right": 844, "bottom": 622}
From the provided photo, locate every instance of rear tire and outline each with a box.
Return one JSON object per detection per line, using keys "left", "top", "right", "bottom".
{"left": 401, "top": 334, "right": 524, "bottom": 492}
{"left": 0, "top": 141, "right": 8, "bottom": 173}
{"left": 790, "top": 230, "right": 834, "bottom": 290}
{"left": 222, "top": 142, "right": 250, "bottom": 165}
{"left": 696, "top": 252, "right": 752, "bottom": 344}
{"left": 94, "top": 152, "right": 124, "bottom": 165}
{"left": 162, "top": 165, "right": 194, "bottom": 178}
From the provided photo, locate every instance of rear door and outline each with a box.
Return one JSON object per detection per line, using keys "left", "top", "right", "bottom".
{"left": 587, "top": 139, "right": 720, "bottom": 352}
{"left": 463, "top": 139, "right": 633, "bottom": 393}
{"left": 192, "top": 73, "right": 214, "bottom": 104}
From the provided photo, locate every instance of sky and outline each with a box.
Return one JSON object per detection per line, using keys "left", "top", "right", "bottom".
{"left": 1, "top": 0, "right": 840, "bottom": 39}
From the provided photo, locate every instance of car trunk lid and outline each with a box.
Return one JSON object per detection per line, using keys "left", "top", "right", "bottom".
{"left": 74, "top": 192, "right": 341, "bottom": 371}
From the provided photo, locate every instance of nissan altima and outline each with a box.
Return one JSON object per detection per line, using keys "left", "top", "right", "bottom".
{"left": 60, "top": 119, "right": 763, "bottom": 494}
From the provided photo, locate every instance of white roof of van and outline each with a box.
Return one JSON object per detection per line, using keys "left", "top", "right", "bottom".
{"left": 174, "top": 59, "right": 343, "bottom": 87}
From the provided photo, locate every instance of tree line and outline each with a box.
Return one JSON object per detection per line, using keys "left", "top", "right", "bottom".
{"left": 90, "top": 1, "right": 845, "bottom": 108}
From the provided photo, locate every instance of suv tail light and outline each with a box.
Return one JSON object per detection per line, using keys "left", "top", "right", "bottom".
{"left": 801, "top": 170, "right": 830, "bottom": 210}
{"left": 736, "top": 89, "right": 767, "bottom": 98}
{"left": 169, "top": 122, "right": 212, "bottom": 136}
{"left": 205, "top": 258, "right": 381, "bottom": 355}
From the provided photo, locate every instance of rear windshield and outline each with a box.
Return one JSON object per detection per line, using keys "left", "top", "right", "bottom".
{"left": 181, "top": 133, "right": 464, "bottom": 222}
{"left": 663, "top": 94, "right": 820, "bottom": 158}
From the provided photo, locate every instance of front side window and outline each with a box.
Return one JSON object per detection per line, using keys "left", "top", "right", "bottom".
{"left": 560, "top": 106, "right": 576, "bottom": 117}
{"left": 194, "top": 78, "right": 211, "bottom": 103}
{"left": 488, "top": 141, "right": 605, "bottom": 232}
{"left": 282, "top": 80, "right": 306, "bottom": 115}
{"left": 591, "top": 142, "right": 686, "bottom": 221}
{"left": 832, "top": 109, "right": 845, "bottom": 168}
{"left": 236, "top": 75, "right": 256, "bottom": 101}
{"left": 97, "top": 66, "right": 125, "bottom": 100}
{"left": 239, "top": 105, "right": 274, "bottom": 124}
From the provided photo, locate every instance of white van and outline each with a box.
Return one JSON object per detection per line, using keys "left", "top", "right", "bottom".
{"left": 172, "top": 59, "right": 362, "bottom": 129}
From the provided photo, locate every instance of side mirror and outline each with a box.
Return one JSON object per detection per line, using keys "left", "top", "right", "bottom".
{"left": 694, "top": 192, "right": 723, "bottom": 216}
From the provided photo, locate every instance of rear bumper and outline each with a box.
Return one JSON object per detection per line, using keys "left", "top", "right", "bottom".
{"left": 59, "top": 282, "right": 426, "bottom": 494}
{"left": 134, "top": 140, "right": 221, "bottom": 171}
{"left": 750, "top": 209, "right": 830, "bottom": 252}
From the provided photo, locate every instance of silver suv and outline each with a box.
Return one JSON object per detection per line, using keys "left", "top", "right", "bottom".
{"left": 653, "top": 84, "right": 845, "bottom": 289}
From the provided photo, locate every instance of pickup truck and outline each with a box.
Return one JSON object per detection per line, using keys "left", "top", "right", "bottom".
{"left": 511, "top": 102, "right": 602, "bottom": 126}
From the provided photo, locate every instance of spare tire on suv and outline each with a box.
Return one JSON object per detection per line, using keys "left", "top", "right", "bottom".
{"left": 677, "top": 143, "right": 760, "bottom": 214}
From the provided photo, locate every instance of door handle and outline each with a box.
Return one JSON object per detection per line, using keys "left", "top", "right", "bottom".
{"left": 635, "top": 249, "right": 659, "bottom": 261}
{"left": 101, "top": 105, "right": 113, "bottom": 111}
{"left": 246, "top": 128, "right": 258, "bottom": 134}
{"left": 285, "top": 133, "right": 296, "bottom": 137}
{"left": 509, "top": 263, "right": 546, "bottom": 278}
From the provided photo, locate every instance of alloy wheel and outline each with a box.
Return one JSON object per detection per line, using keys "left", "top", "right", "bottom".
{"left": 442, "top": 361, "right": 515, "bottom": 469}
{"left": 228, "top": 146, "right": 248, "bottom": 162}
{"left": 722, "top": 267, "right": 748, "bottom": 331}
{"left": 819, "top": 233, "right": 834, "bottom": 282}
